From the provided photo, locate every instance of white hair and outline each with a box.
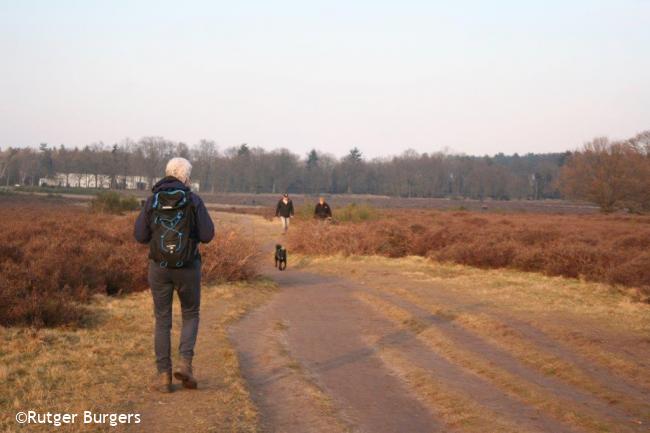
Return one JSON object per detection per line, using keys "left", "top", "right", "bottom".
{"left": 165, "top": 157, "right": 192, "bottom": 185}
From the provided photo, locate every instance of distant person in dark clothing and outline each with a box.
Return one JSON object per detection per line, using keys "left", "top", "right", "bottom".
{"left": 275, "top": 193, "right": 294, "bottom": 233}
{"left": 314, "top": 196, "right": 332, "bottom": 220}
{"left": 134, "top": 157, "right": 215, "bottom": 393}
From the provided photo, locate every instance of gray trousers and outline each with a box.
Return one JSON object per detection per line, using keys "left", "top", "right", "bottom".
{"left": 148, "top": 259, "right": 201, "bottom": 373}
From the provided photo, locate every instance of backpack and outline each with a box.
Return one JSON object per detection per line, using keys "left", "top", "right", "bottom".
{"left": 149, "top": 189, "right": 197, "bottom": 268}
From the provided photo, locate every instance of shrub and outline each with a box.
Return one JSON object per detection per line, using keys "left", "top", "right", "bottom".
{"left": 0, "top": 204, "right": 147, "bottom": 327}
{"left": 90, "top": 191, "right": 140, "bottom": 214}
{"left": 294, "top": 203, "right": 316, "bottom": 220}
{"left": 336, "top": 203, "right": 379, "bottom": 222}
{"left": 293, "top": 202, "right": 379, "bottom": 223}
{"left": 202, "top": 229, "right": 260, "bottom": 282}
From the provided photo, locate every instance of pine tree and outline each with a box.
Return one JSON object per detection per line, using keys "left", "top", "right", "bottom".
{"left": 307, "top": 149, "right": 319, "bottom": 170}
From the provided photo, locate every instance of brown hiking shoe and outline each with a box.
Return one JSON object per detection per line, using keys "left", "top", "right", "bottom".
{"left": 150, "top": 371, "right": 172, "bottom": 393}
{"left": 174, "top": 358, "right": 198, "bottom": 389}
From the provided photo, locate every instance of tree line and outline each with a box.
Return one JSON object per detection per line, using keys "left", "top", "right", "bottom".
{"left": 1, "top": 130, "right": 648, "bottom": 210}
{"left": 560, "top": 131, "right": 650, "bottom": 212}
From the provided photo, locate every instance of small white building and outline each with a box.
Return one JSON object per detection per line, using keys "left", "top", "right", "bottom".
{"left": 39, "top": 173, "right": 112, "bottom": 188}
{"left": 39, "top": 173, "right": 200, "bottom": 192}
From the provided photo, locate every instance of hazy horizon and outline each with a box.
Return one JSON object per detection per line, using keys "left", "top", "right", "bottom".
{"left": 1, "top": 0, "right": 649, "bottom": 158}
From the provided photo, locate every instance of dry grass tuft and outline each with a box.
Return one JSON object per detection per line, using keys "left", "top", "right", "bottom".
{"left": 355, "top": 291, "right": 625, "bottom": 433}
{"left": 374, "top": 346, "right": 528, "bottom": 433}
{"left": 202, "top": 228, "right": 260, "bottom": 282}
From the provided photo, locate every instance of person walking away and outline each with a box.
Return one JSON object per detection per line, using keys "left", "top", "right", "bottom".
{"left": 314, "top": 196, "right": 332, "bottom": 220}
{"left": 275, "top": 193, "right": 294, "bottom": 234}
{"left": 134, "top": 157, "right": 215, "bottom": 393}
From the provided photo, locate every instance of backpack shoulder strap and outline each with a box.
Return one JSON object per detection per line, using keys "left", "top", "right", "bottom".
{"left": 151, "top": 192, "right": 160, "bottom": 209}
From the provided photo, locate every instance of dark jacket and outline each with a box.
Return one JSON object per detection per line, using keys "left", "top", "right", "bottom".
{"left": 275, "top": 199, "right": 294, "bottom": 218}
{"left": 134, "top": 177, "right": 215, "bottom": 251}
{"left": 314, "top": 202, "right": 332, "bottom": 219}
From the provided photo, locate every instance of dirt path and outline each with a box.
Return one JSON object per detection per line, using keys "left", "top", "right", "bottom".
{"left": 126, "top": 299, "right": 234, "bottom": 432}
{"left": 230, "top": 267, "right": 595, "bottom": 433}
{"left": 230, "top": 269, "right": 442, "bottom": 433}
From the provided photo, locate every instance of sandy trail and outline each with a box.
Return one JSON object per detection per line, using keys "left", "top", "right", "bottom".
{"left": 230, "top": 268, "right": 590, "bottom": 433}
{"left": 230, "top": 270, "right": 442, "bottom": 433}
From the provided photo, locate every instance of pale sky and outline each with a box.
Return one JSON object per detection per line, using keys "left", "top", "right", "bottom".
{"left": 1, "top": 0, "right": 648, "bottom": 158}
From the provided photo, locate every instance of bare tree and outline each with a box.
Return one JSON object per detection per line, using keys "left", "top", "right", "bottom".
{"left": 561, "top": 135, "right": 650, "bottom": 212}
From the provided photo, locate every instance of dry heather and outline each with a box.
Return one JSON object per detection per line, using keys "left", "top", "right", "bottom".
{"left": 288, "top": 210, "right": 650, "bottom": 299}
{"left": 0, "top": 198, "right": 259, "bottom": 327}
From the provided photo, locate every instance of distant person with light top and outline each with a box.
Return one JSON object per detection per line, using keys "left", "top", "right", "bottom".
{"left": 275, "top": 193, "right": 294, "bottom": 234}
{"left": 314, "top": 196, "right": 332, "bottom": 220}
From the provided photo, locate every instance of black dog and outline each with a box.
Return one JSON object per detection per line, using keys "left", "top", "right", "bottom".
{"left": 275, "top": 244, "right": 287, "bottom": 271}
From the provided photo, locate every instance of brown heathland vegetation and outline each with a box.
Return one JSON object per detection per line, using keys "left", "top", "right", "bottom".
{"left": 288, "top": 209, "right": 650, "bottom": 299}
{"left": 0, "top": 197, "right": 259, "bottom": 327}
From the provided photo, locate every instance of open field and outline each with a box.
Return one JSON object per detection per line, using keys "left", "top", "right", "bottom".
{"left": 1, "top": 199, "right": 649, "bottom": 432}
{"left": 2, "top": 186, "right": 600, "bottom": 214}
{"left": 198, "top": 192, "right": 601, "bottom": 214}
{"left": 288, "top": 209, "right": 650, "bottom": 300}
